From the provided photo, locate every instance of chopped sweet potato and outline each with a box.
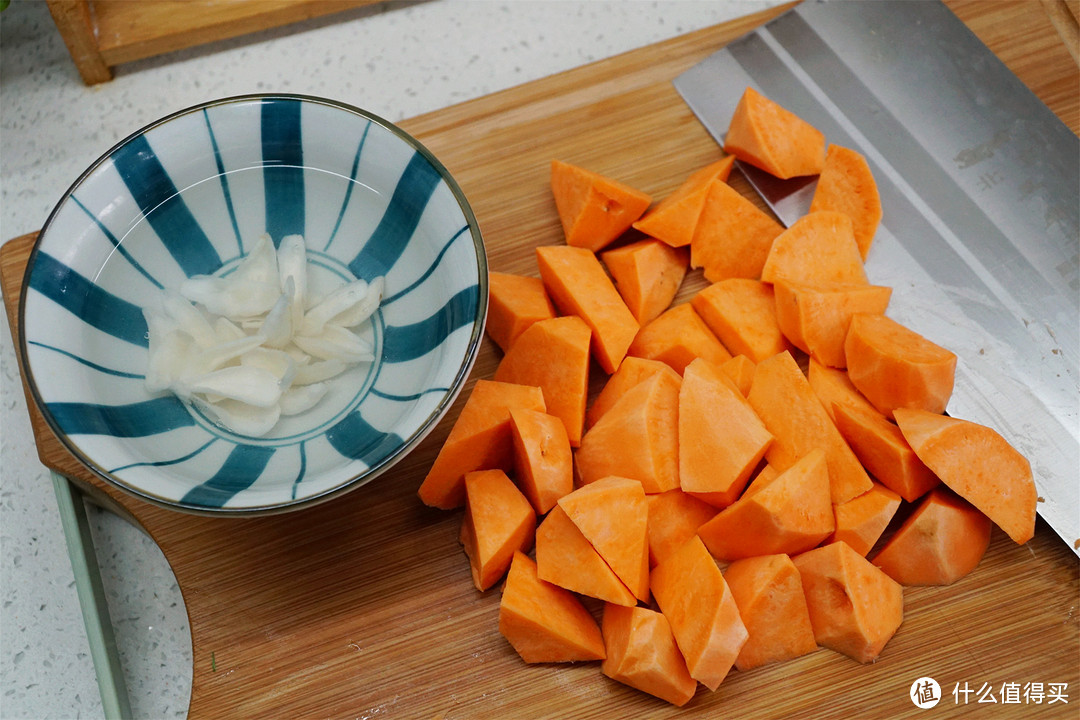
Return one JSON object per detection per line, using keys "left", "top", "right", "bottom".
{"left": 807, "top": 358, "right": 879, "bottom": 425}
{"left": 828, "top": 482, "right": 902, "bottom": 557}
{"left": 601, "top": 238, "right": 689, "bottom": 325}
{"left": 845, "top": 313, "right": 957, "bottom": 418}
{"left": 459, "top": 469, "right": 537, "bottom": 591}
{"left": 559, "top": 476, "right": 650, "bottom": 602}
{"left": 646, "top": 489, "right": 718, "bottom": 568}
{"left": 809, "top": 144, "right": 882, "bottom": 260}
{"left": 894, "top": 408, "right": 1036, "bottom": 544}
{"left": 499, "top": 551, "right": 606, "bottom": 663}
{"left": 690, "top": 180, "right": 786, "bottom": 282}
{"left": 586, "top": 356, "right": 681, "bottom": 430}
{"left": 536, "top": 245, "right": 639, "bottom": 374}
{"left": 550, "top": 159, "right": 652, "bottom": 252}
{"left": 418, "top": 380, "right": 546, "bottom": 509}
{"left": 724, "top": 554, "right": 818, "bottom": 671}
{"left": 793, "top": 541, "right": 904, "bottom": 664}
{"left": 760, "top": 211, "right": 868, "bottom": 286}
{"left": 679, "top": 358, "right": 773, "bottom": 509}
{"left": 772, "top": 280, "right": 892, "bottom": 368}
{"left": 486, "top": 272, "right": 556, "bottom": 353}
{"left": 872, "top": 487, "right": 992, "bottom": 585}
{"left": 631, "top": 156, "right": 735, "bottom": 247}
{"left": 831, "top": 401, "right": 939, "bottom": 503}
{"left": 601, "top": 604, "right": 698, "bottom": 707}
{"left": 746, "top": 351, "right": 872, "bottom": 505}
{"left": 651, "top": 536, "right": 748, "bottom": 691}
{"left": 720, "top": 355, "right": 756, "bottom": 397}
{"left": 691, "top": 278, "right": 791, "bottom": 363}
{"left": 494, "top": 315, "right": 591, "bottom": 446}
{"left": 697, "top": 449, "right": 834, "bottom": 561}
{"left": 724, "top": 86, "right": 827, "bottom": 179}
{"left": 628, "top": 302, "right": 732, "bottom": 375}
{"left": 575, "top": 371, "right": 681, "bottom": 493}
{"left": 509, "top": 408, "right": 573, "bottom": 515}
{"left": 535, "top": 505, "right": 637, "bottom": 606}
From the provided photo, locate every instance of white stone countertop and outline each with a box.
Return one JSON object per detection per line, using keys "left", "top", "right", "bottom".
{"left": 0, "top": 1, "right": 782, "bottom": 717}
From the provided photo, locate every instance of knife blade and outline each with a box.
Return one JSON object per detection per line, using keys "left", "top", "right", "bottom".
{"left": 674, "top": 0, "right": 1079, "bottom": 555}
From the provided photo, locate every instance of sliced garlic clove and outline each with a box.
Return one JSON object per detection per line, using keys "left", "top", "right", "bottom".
{"left": 192, "top": 334, "right": 266, "bottom": 374}
{"left": 232, "top": 233, "right": 280, "bottom": 287}
{"left": 277, "top": 234, "right": 307, "bottom": 329}
{"left": 298, "top": 278, "right": 372, "bottom": 336}
{"left": 159, "top": 289, "right": 217, "bottom": 348}
{"left": 280, "top": 382, "right": 328, "bottom": 416}
{"left": 292, "top": 325, "right": 374, "bottom": 363}
{"left": 292, "top": 358, "right": 347, "bottom": 385}
{"left": 191, "top": 395, "right": 281, "bottom": 437}
{"left": 178, "top": 365, "right": 282, "bottom": 408}
{"left": 332, "top": 276, "right": 384, "bottom": 328}
{"left": 260, "top": 288, "right": 293, "bottom": 349}
{"left": 213, "top": 316, "right": 247, "bottom": 343}
{"left": 240, "top": 347, "right": 297, "bottom": 390}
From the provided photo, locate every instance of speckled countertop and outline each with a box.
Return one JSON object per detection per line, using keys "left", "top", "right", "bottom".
{"left": 0, "top": 1, "right": 782, "bottom": 717}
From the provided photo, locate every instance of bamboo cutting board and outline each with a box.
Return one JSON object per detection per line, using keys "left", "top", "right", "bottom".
{"left": 3, "top": 2, "right": 1078, "bottom": 718}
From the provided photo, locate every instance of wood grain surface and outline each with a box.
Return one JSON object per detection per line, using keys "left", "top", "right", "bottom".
{"left": 3, "top": 2, "right": 1078, "bottom": 718}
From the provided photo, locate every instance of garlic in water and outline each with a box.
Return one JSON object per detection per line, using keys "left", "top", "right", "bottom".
{"left": 143, "top": 234, "right": 383, "bottom": 436}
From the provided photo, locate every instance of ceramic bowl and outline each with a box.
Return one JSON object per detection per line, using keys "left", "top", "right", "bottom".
{"left": 19, "top": 94, "right": 487, "bottom": 515}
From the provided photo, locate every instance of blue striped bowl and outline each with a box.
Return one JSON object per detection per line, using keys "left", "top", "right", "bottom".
{"left": 19, "top": 94, "right": 487, "bottom": 515}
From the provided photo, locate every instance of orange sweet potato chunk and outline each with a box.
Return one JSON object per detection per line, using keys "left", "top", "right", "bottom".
{"left": 760, "top": 211, "right": 868, "bottom": 286}
{"left": 602, "top": 604, "right": 698, "bottom": 707}
{"left": 459, "top": 469, "right": 537, "bottom": 591}
{"left": 692, "top": 278, "right": 791, "bottom": 363}
{"left": 559, "top": 476, "right": 650, "bottom": 602}
{"left": 807, "top": 358, "right": 879, "bottom": 425}
{"left": 628, "top": 302, "right": 732, "bottom": 375}
{"left": 809, "top": 144, "right": 882, "bottom": 260}
{"left": 724, "top": 554, "right": 818, "bottom": 671}
{"left": 631, "top": 156, "right": 735, "bottom": 248}
{"left": 697, "top": 449, "right": 834, "bottom": 561}
{"left": 601, "top": 238, "right": 689, "bottom": 325}
{"left": 575, "top": 371, "right": 680, "bottom": 493}
{"left": 793, "top": 541, "right": 904, "bottom": 664}
{"left": 691, "top": 180, "right": 785, "bottom": 282}
{"left": 872, "top": 487, "right": 992, "bottom": 586}
{"left": 894, "top": 408, "right": 1036, "bottom": 545}
{"left": 646, "top": 489, "right": 718, "bottom": 568}
{"left": 551, "top": 160, "right": 652, "bottom": 252}
{"left": 536, "top": 245, "right": 640, "bottom": 374}
{"left": 746, "top": 352, "right": 872, "bottom": 505}
{"left": 509, "top": 408, "right": 573, "bottom": 515}
{"left": 827, "top": 482, "right": 902, "bottom": 557}
{"left": 418, "top": 380, "right": 546, "bottom": 509}
{"left": 535, "top": 505, "right": 637, "bottom": 606}
{"left": 486, "top": 272, "right": 556, "bottom": 353}
{"left": 499, "top": 551, "right": 606, "bottom": 663}
{"left": 651, "top": 536, "right": 748, "bottom": 691}
{"left": 679, "top": 358, "right": 773, "bottom": 509}
{"left": 831, "top": 401, "right": 939, "bottom": 503}
{"left": 586, "top": 356, "right": 681, "bottom": 430}
{"left": 724, "top": 86, "right": 827, "bottom": 179}
{"left": 720, "top": 355, "right": 756, "bottom": 397}
{"left": 494, "top": 315, "right": 591, "bottom": 446}
{"left": 845, "top": 313, "right": 957, "bottom": 418}
{"left": 773, "top": 280, "right": 892, "bottom": 368}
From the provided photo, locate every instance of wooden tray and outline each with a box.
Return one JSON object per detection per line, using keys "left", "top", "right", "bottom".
{"left": 3, "top": 3, "right": 1078, "bottom": 717}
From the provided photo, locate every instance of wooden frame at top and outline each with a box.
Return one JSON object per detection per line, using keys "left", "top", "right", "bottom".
{"left": 46, "top": 0, "right": 383, "bottom": 85}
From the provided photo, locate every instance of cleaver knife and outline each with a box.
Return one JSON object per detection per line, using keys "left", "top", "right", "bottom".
{"left": 674, "top": 0, "right": 1079, "bottom": 555}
